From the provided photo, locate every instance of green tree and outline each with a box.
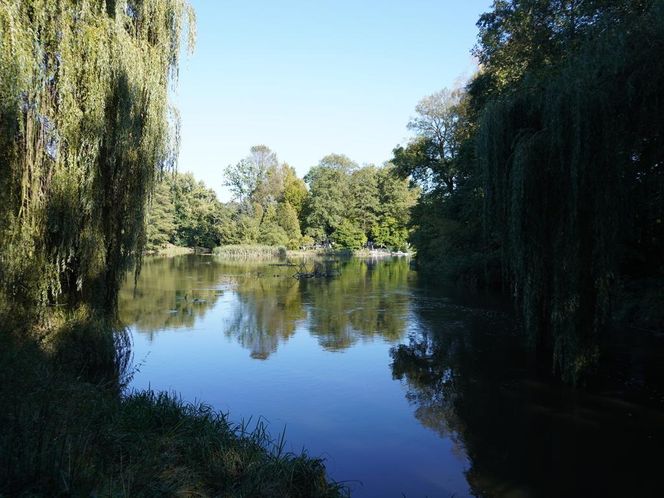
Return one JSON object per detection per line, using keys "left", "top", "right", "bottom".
{"left": 258, "top": 204, "right": 289, "bottom": 247}
{"left": 282, "top": 165, "right": 309, "bottom": 218}
{"left": 165, "top": 173, "right": 230, "bottom": 249}
{"left": 276, "top": 201, "right": 302, "bottom": 249}
{"left": 349, "top": 166, "right": 380, "bottom": 238}
{"left": 0, "top": 0, "right": 194, "bottom": 310}
{"left": 401, "top": 0, "right": 664, "bottom": 382}
{"left": 146, "top": 179, "right": 176, "bottom": 250}
{"left": 331, "top": 220, "right": 367, "bottom": 251}
{"left": 302, "top": 155, "right": 356, "bottom": 243}
{"left": 394, "top": 88, "right": 463, "bottom": 195}
{"left": 373, "top": 166, "right": 418, "bottom": 251}
{"left": 224, "top": 145, "right": 278, "bottom": 203}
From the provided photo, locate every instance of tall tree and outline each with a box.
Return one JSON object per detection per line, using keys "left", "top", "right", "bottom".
{"left": 282, "top": 165, "right": 308, "bottom": 218}
{"left": 394, "top": 88, "right": 464, "bottom": 195}
{"left": 0, "top": 0, "right": 194, "bottom": 311}
{"left": 276, "top": 201, "right": 302, "bottom": 249}
{"left": 302, "top": 155, "right": 356, "bottom": 242}
{"left": 349, "top": 166, "right": 380, "bottom": 237}
{"left": 224, "top": 145, "right": 278, "bottom": 203}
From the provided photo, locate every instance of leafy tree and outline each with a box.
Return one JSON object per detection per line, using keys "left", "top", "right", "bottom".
{"left": 0, "top": 0, "right": 194, "bottom": 310}
{"left": 258, "top": 205, "right": 289, "bottom": 247}
{"left": 282, "top": 165, "right": 309, "bottom": 217}
{"left": 170, "top": 173, "right": 224, "bottom": 248}
{"left": 302, "top": 156, "right": 355, "bottom": 242}
{"left": 349, "top": 166, "right": 380, "bottom": 237}
{"left": 224, "top": 145, "right": 278, "bottom": 202}
{"left": 373, "top": 166, "right": 418, "bottom": 251}
{"left": 146, "top": 180, "right": 177, "bottom": 250}
{"left": 276, "top": 201, "right": 302, "bottom": 249}
{"left": 401, "top": 0, "right": 664, "bottom": 382}
{"left": 331, "top": 220, "right": 367, "bottom": 251}
{"left": 394, "top": 88, "right": 463, "bottom": 195}
{"left": 146, "top": 172, "right": 238, "bottom": 250}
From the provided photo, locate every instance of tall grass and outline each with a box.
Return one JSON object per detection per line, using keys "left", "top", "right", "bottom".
{"left": 0, "top": 317, "right": 347, "bottom": 497}
{"left": 213, "top": 244, "right": 288, "bottom": 260}
{"left": 212, "top": 244, "right": 409, "bottom": 261}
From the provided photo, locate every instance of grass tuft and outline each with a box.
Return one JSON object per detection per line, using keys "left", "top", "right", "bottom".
{"left": 0, "top": 317, "right": 348, "bottom": 497}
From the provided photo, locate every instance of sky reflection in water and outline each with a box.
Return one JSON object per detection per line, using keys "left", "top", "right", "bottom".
{"left": 121, "top": 255, "right": 664, "bottom": 498}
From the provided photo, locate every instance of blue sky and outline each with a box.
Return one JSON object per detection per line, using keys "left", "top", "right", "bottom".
{"left": 174, "top": 1, "right": 493, "bottom": 200}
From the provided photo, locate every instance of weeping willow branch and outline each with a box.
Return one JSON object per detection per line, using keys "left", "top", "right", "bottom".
{"left": 0, "top": 0, "right": 195, "bottom": 314}
{"left": 477, "top": 3, "right": 664, "bottom": 383}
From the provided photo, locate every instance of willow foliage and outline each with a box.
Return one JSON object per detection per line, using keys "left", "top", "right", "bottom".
{"left": 478, "top": 3, "right": 664, "bottom": 382}
{"left": 0, "top": 0, "right": 194, "bottom": 313}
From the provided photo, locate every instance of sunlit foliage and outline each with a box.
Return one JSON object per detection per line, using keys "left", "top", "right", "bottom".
{"left": 0, "top": 0, "right": 195, "bottom": 311}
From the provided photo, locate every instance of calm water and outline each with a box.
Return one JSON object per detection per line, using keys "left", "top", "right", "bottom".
{"left": 119, "top": 255, "right": 664, "bottom": 497}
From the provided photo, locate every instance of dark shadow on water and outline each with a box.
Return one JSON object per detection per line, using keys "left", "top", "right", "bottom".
{"left": 391, "top": 286, "right": 664, "bottom": 497}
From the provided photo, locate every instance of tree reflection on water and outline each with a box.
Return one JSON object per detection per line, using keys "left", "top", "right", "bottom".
{"left": 390, "top": 292, "right": 664, "bottom": 497}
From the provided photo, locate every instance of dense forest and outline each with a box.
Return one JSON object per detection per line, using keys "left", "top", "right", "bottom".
{"left": 145, "top": 147, "right": 417, "bottom": 252}
{"left": 393, "top": 0, "right": 664, "bottom": 382}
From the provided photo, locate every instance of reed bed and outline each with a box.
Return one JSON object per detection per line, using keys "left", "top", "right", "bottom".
{"left": 213, "top": 244, "right": 288, "bottom": 260}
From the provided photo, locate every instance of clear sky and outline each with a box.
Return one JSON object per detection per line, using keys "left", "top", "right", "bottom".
{"left": 174, "top": 0, "right": 493, "bottom": 200}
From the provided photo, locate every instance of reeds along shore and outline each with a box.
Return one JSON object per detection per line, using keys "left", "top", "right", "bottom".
{"left": 208, "top": 244, "right": 412, "bottom": 260}
{"left": 0, "top": 309, "right": 347, "bottom": 498}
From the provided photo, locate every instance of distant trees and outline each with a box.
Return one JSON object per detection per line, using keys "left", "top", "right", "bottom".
{"left": 302, "top": 155, "right": 354, "bottom": 243}
{"left": 303, "top": 155, "right": 418, "bottom": 251}
{"left": 146, "top": 147, "right": 417, "bottom": 252}
{"left": 145, "top": 173, "right": 232, "bottom": 251}
{"left": 223, "top": 146, "right": 308, "bottom": 249}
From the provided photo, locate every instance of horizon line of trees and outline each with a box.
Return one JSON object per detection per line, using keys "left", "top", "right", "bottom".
{"left": 145, "top": 146, "right": 418, "bottom": 252}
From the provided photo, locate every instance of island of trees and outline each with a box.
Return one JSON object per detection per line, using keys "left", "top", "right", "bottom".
{"left": 145, "top": 147, "right": 417, "bottom": 253}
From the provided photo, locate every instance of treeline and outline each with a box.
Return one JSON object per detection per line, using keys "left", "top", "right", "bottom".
{"left": 395, "top": 0, "right": 664, "bottom": 382}
{"left": 146, "top": 146, "right": 417, "bottom": 252}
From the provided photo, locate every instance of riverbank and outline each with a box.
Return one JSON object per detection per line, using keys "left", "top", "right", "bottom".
{"left": 195, "top": 244, "right": 412, "bottom": 260}
{"left": 0, "top": 311, "right": 346, "bottom": 497}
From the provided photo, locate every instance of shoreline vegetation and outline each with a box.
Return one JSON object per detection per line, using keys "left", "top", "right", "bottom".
{"left": 1, "top": 0, "right": 662, "bottom": 496}
{"left": 149, "top": 243, "right": 412, "bottom": 259}
{"left": 0, "top": 315, "right": 347, "bottom": 497}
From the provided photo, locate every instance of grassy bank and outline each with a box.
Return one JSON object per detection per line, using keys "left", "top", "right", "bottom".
{"left": 212, "top": 244, "right": 412, "bottom": 260}
{"left": 146, "top": 244, "right": 195, "bottom": 257}
{"left": 0, "top": 313, "right": 346, "bottom": 497}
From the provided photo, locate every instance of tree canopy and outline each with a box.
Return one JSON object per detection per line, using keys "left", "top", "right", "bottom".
{"left": 396, "top": 0, "right": 664, "bottom": 382}
{"left": 0, "top": 0, "right": 194, "bottom": 311}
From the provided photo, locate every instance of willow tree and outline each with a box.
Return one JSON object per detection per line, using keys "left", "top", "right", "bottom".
{"left": 0, "top": 0, "right": 194, "bottom": 315}
{"left": 477, "top": 2, "right": 664, "bottom": 382}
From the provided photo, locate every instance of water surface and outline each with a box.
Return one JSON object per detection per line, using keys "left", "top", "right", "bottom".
{"left": 120, "top": 255, "right": 664, "bottom": 497}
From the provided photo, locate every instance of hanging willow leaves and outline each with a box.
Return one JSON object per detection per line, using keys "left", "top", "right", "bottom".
{"left": 477, "top": 2, "right": 664, "bottom": 382}
{"left": 0, "top": 0, "right": 195, "bottom": 314}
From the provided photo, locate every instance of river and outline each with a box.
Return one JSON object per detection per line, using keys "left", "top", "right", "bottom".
{"left": 119, "top": 255, "right": 664, "bottom": 497}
